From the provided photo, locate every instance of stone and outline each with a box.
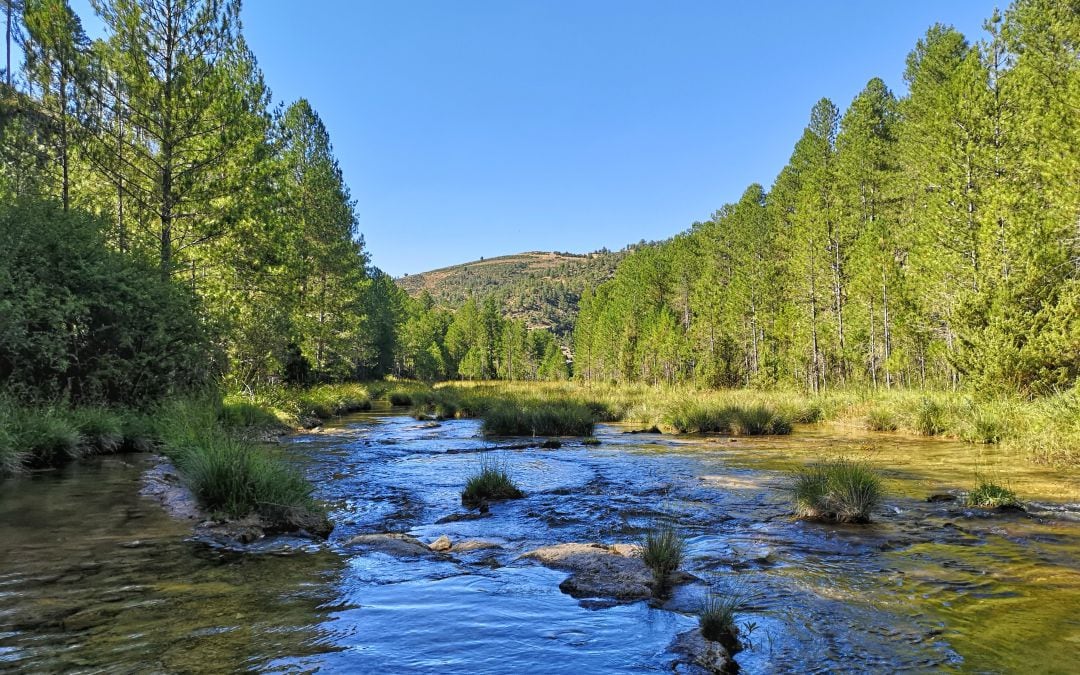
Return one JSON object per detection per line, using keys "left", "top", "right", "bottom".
{"left": 347, "top": 533, "right": 443, "bottom": 558}
{"left": 451, "top": 539, "right": 501, "bottom": 553}
{"left": 429, "top": 535, "right": 453, "bottom": 552}
{"left": 668, "top": 628, "right": 737, "bottom": 674}
{"left": 521, "top": 543, "right": 656, "bottom": 601}
{"left": 435, "top": 511, "right": 491, "bottom": 524}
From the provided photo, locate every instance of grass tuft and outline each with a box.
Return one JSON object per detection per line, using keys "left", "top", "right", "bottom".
{"left": 914, "top": 398, "right": 946, "bottom": 436}
{"left": 965, "top": 478, "right": 1022, "bottom": 509}
{"left": 71, "top": 407, "right": 125, "bottom": 453}
{"left": 481, "top": 400, "right": 594, "bottom": 437}
{"left": 641, "top": 525, "right": 685, "bottom": 592}
{"left": 792, "top": 458, "right": 883, "bottom": 523}
{"left": 699, "top": 589, "right": 746, "bottom": 653}
{"left": 865, "top": 408, "right": 898, "bottom": 432}
{"left": 664, "top": 400, "right": 791, "bottom": 435}
{"left": 461, "top": 455, "right": 524, "bottom": 506}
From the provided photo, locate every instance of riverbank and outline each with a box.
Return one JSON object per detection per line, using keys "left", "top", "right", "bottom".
{"left": 384, "top": 381, "right": 1080, "bottom": 467}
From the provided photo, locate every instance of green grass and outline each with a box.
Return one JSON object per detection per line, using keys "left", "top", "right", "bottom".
{"left": 461, "top": 455, "right": 524, "bottom": 506}
{"left": 219, "top": 397, "right": 283, "bottom": 430}
{"left": 699, "top": 589, "right": 746, "bottom": 652}
{"left": 965, "top": 478, "right": 1022, "bottom": 509}
{"left": 388, "top": 391, "right": 413, "bottom": 406}
{"left": 582, "top": 436, "right": 601, "bottom": 446}
{"left": 641, "top": 525, "right": 685, "bottom": 591}
{"left": 792, "top": 458, "right": 884, "bottom": 523}
{"left": 914, "top": 398, "right": 946, "bottom": 436}
{"left": 865, "top": 408, "right": 898, "bottom": 432}
{"left": 12, "top": 408, "right": 84, "bottom": 469}
{"left": 663, "top": 400, "right": 792, "bottom": 435}
{"left": 71, "top": 407, "right": 125, "bottom": 453}
{"left": 481, "top": 400, "right": 595, "bottom": 437}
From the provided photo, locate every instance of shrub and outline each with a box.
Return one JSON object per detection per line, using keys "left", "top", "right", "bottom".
{"left": 641, "top": 526, "right": 685, "bottom": 592}
{"left": 699, "top": 589, "right": 746, "bottom": 653}
{"left": 0, "top": 201, "right": 213, "bottom": 406}
{"left": 0, "top": 410, "right": 25, "bottom": 476}
{"left": 914, "top": 398, "right": 946, "bottom": 436}
{"left": 461, "top": 455, "right": 524, "bottom": 506}
{"left": 792, "top": 458, "right": 883, "bottom": 523}
{"left": 866, "top": 408, "right": 898, "bottom": 432}
{"left": 481, "top": 401, "right": 594, "bottom": 437}
{"left": 388, "top": 391, "right": 413, "bottom": 407}
{"left": 965, "top": 478, "right": 1022, "bottom": 509}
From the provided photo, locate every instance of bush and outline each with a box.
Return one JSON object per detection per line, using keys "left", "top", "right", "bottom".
{"left": 461, "top": 456, "right": 524, "bottom": 506}
{"left": 388, "top": 391, "right": 413, "bottom": 407}
{"left": 866, "top": 408, "right": 898, "bottom": 432}
{"left": 0, "top": 201, "right": 213, "bottom": 406}
{"left": 792, "top": 458, "right": 883, "bottom": 523}
{"left": 641, "top": 526, "right": 685, "bottom": 591}
{"left": 481, "top": 401, "right": 594, "bottom": 436}
{"left": 965, "top": 479, "right": 1022, "bottom": 509}
{"left": 699, "top": 590, "right": 746, "bottom": 653}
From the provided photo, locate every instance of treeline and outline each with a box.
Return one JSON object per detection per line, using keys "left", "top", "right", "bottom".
{"left": 1, "top": 0, "right": 398, "bottom": 396}
{"left": 395, "top": 293, "right": 569, "bottom": 382}
{"left": 575, "top": 0, "right": 1079, "bottom": 397}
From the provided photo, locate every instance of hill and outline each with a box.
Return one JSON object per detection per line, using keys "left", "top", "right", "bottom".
{"left": 396, "top": 250, "right": 629, "bottom": 338}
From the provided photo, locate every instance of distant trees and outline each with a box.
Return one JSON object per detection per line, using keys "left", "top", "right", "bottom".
{"left": 574, "top": 0, "right": 1079, "bottom": 396}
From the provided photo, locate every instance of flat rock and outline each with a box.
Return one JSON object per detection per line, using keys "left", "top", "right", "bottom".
{"left": 435, "top": 511, "right": 491, "bottom": 524}
{"left": 668, "top": 628, "right": 737, "bottom": 674}
{"left": 347, "top": 533, "right": 443, "bottom": 558}
{"left": 451, "top": 539, "right": 501, "bottom": 553}
{"left": 521, "top": 543, "right": 655, "bottom": 601}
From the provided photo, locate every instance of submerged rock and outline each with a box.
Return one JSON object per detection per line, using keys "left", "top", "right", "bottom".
{"left": 668, "top": 628, "right": 737, "bottom": 674}
{"left": 435, "top": 511, "right": 491, "bottom": 524}
{"left": 451, "top": 539, "right": 501, "bottom": 553}
{"left": 521, "top": 542, "right": 656, "bottom": 601}
{"left": 346, "top": 533, "right": 446, "bottom": 558}
{"left": 140, "top": 459, "right": 201, "bottom": 521}
{"left": 927, "top": 493, "right": 957, "bottom": 503}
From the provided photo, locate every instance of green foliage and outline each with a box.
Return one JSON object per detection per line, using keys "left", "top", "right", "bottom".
{"left": 641, "top": 526, "right": 685, "bottom": 590}
{"left": 219, "top": 397, "right": 282, "bottom": 430}
{"left": 965, "top": 479, "right": 1021, "bottom": 509}
{"left": 461, "top": 456, "right": 524, "bottom": 506}
{"left": 0, "top": 202, "right": 213, "bottom": 405}
{"left": 792, "top": 458, "right": 883, "bottom": 523}
{"left": 10, "top": 406, "right": 82, "bottom": 469}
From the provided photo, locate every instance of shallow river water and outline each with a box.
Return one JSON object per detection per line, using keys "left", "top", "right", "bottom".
{"left": 1, "top": 411, "right": 1078, "bottom": 673}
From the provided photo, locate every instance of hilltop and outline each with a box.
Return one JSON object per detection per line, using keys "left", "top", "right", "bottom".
{"left": 396, "top": 250, "right": 629, "bottom": 338}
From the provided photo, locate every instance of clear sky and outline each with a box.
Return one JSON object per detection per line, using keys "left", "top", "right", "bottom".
{"left": 69, "top": 0, "right": 997, "bottom": 277}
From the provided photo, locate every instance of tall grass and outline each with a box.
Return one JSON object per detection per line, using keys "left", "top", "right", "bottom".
{"left": 71, "top": 407, "right": 125, "bottom": 453}
{"left": 663, "top": 400, "right": 791, "bottom": 435}
{"left": 481, "top": 400, "right": 595, "bottom": 436}
{"left": 792, "top": 458, "right": 883, "bottom": 523}
{"left": 699, "top": 588, "right": 747, "bottom": 652}
{"left": 641, "top": 525, "right": 685, "bottom": 592}
{"left": 461, "top": 455, "right": 524, "bottom": 505}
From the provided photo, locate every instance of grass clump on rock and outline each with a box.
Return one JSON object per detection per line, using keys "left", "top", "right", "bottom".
{"left": 792, "top": 458, "right": 883, "bottom": 523}
{"left": 461, "top": 456, "right": 524, "bottom": 506}
{"left": 699, "top": 589, "right": 747, "bottom": 653}
{"left": 641, "top": 525, "right": 685, "bottom": 592}
{"left": 965, "top": 478, "right": 1022, "bottom": 509}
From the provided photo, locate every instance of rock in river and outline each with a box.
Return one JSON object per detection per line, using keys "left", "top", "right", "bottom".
{"left": 521, "top": 542, "right": 657, "bottom": 601}
{"left": 347, "top": 533, "right": 447, "bottom": 558}
{"left": 668, "top": 628, "right": 737, "bottom": 674}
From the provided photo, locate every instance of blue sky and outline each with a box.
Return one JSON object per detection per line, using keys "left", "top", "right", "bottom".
{"left": 69, "top": 1, "right": 996, "bottom": 276}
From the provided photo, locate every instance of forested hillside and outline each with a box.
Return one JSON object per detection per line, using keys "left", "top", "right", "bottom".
{"left": 397, "top": 250, "right": 628, "bottom": 337}
{"left": 574, "top": 3, "right": 1079, "bottom": 397}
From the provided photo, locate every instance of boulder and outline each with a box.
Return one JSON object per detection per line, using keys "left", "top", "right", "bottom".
{"left": 451, "top": 539, "right": 501, "bottom": 553}
{"left": 668, "top": 628, "right": 737, "bottom": 674}
{"left": 521, "top": 543, "right": 655, "bottom": 601}
{"left": 429, "top": 535, "right": 453, "bottom": 552}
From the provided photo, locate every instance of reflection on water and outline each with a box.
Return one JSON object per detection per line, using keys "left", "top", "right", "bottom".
{"left": 1, "top": 414, "right": 1078, "bottom": 672}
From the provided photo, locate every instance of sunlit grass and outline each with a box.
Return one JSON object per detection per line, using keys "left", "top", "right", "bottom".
{"left": 461, "top": 455, "right": 524, "bottom": 506}
{"left": 641, "top": 525, "right": 685, "bottom": 592}
{"left": 792, "top": 458, "right": 884, "bottom": 523}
